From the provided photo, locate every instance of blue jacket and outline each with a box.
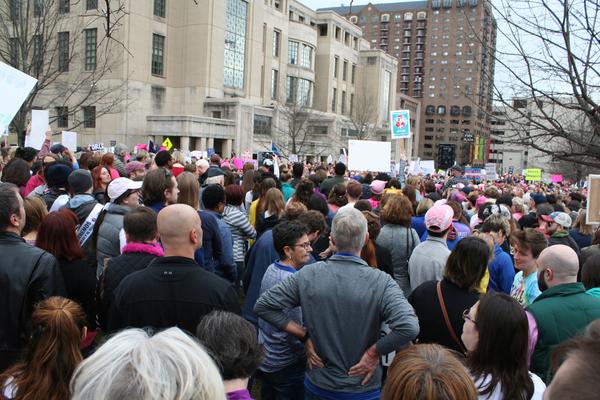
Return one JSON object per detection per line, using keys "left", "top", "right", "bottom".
{"left": 243, "top": 230, "right": 314, "bottom": 324}
{"left": 195, "top": 210, "right": 222, "bottom": 272}
{"left": 206, "top": 210, "right": 236, "bottom": 283}
{"left": 488, "top": 243, "right": 515, "bottom": 294}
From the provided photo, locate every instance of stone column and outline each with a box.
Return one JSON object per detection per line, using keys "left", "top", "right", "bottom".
{"left": 224, "top": 139, "right": 233, "bottom": 159}
{"left": 196, "top": 137, "right": 207, "bottom": 151}
{"left": 180, "top": 136, "right": 190, "bottom": 153}
{"left": 207, "top": 137, "right": 214, "bottom": 150}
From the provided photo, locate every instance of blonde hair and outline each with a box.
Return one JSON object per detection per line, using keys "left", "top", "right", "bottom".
{"left": 574, "top": 210, "right": 593, "bottom": 235}
{"left": 263, "top": 188, "right": 285, "bottom": 217}
{"left": 176, "top": 172, "right": 200, "bottom": 210}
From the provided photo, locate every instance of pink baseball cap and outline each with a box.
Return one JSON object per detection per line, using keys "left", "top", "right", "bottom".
{"left": 425, "top": 204, "right": 454, "bottom": 232}
{"left": 475, "top": 195, "right": 489, "bottom": 208}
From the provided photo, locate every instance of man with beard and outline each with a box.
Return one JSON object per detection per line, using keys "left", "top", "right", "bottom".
{"left": 527, "top": 245, "right": 600, "bottom": 383}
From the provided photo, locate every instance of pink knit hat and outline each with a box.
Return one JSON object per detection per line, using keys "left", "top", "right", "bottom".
{"left": 370, "top": 180, "right": 386, "bottom": 195}
{"left": 475, "top": 195, "right": 489, "bottom": 208}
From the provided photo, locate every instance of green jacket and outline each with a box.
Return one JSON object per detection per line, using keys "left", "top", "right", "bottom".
{"left": 528, "top": 282, "right": 600, "bottom": 382}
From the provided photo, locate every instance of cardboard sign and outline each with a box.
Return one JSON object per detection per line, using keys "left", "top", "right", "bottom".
{"left": 524, "top": 168, "right": 542, "bottom": 181}
{"left": 0, "top": 62, "right": 38, "bottom": 136}
{"left": 90, "top": 143, "right": 104, "bottom": 151}
{"left": 586, "top": 175, "right": 600, "bottom": 224}
{"left": 28, "top": 110, "right": 49, "bottom": 149}
{"left": 348, "top": 140, "right": 391, "bottom": 172}
{"left": 61, "top": 131, "right": 77, "bottom": 151}
{"left": 390, "top": 110, "right": 411, "bottom": 139}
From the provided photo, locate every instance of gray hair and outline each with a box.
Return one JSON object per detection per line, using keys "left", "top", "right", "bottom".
{"left": 196, "top": 159, "right": 209, "bottom": 169}
{"left": 70, "top": 328, "right": 226, "bottom": 400}
{"left": 331, "top": 207, "right": 368, "bottom": 253}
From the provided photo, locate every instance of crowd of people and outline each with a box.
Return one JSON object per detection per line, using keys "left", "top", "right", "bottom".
{"left": 1, "top": 137, "right": 600, "bottom": 400}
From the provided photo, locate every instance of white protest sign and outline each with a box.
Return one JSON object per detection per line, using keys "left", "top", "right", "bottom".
{"left": 61, "top": 131, "right": 77, "bottom": 151}
{"left": 0, "top": 62, "right": 38, "bottom": 137}
{"left": 89, "top": 143, "right": 104, "bottom": 151}
{"left": 348, "top": 140, "right": 391, "bottom": 172}
{"left": 419, "top": 160, "right": 436, "bottom": 175}
{"left": 27, "top": 109, "right": 49, "bottom": 149}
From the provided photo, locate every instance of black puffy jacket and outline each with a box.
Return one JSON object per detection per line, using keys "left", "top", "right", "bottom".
{"left": 0, "top": 232, "right": 66, "bottom": 371}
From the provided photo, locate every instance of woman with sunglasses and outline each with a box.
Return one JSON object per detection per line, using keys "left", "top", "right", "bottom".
{"left": 462, "top": 292, "right": 546, "bottom": 399}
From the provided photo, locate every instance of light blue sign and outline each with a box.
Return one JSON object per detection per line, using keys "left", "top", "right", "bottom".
{"left": 390, "top": 110, "right": 411, "bottom": 139}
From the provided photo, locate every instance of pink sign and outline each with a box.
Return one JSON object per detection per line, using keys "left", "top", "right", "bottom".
{"left": 232, "top": 157, "right": 244, "bottom": 170}
{"left": 551, "top": 175, "right": 563, "bottom": 183}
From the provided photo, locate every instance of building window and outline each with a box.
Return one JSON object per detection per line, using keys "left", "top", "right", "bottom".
{"left": 84, "top": 28, "right": 97, "bottom": 71}
{"left": 34, "top": 0, "right": 43, "bottom": 17}
{"left": 253, "top": 115, "right": 272, "bottom": 136}
{"left": 33, "top": 35, "right": 43, "bottom": 75}
{"left": 58, "top": 31, "right": 69, "bottom": 72}
{"left": 271, "top": 69, "right": 278, "bottom": 100}
{"left": 151, "top": 34, "right": 165, "bottom": 76}
{"left": 154, "top": 0, "right": 166, "bottom": 17}
{"left": 342, "top": 60, "right": 348, "bottom": 81}
{"left": 286, "top": 76, "right": 297, "bottom": 104}
{"left": 311, "top": 126, "right": 328, "bottom": 135}
{"left": 297, "top": 78, "right": 311, "bottom": 106}
{"left": 59, "top": 0, "right": 69, "bottom": 14}
{"left": 9, "top": 38, "right": 18, "bottom": 67}
{"left": 83, "top": 106, "right": 96, "bottom": 128}
{"left": 351, "top": 64, "right": 356, "bottom": 84}
{"left": 151, "top": 86, "right": 165, "bottom": 110}
{"left": 334, "top": 56, "right": 339, "bottom": 78}
{"left": 272, "top": 30, "right": 280, "bottom": 57}
{"left": 86, "top": 0, "right": 98, "bottom": 10}
{"left": 224, "top": 0, "right": 247, "bottom": 89}
{"left": 300, "top": 44, "right": 313, "bottom": 69}
{"left": 332, "top": 88, "right": 337, "bottom": 112}
{"left": 56, "top": 107, "right": 68, "bottom": 128}
{"left": 341, "top": 90, "right": 346, "bottom": 114}
{"left": 288, "top": 40, "right": 299, "bottom": 64}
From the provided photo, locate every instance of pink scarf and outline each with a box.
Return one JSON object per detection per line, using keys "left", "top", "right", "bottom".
{"left": 122, "top": 242, "right": 164, "bottom": 257}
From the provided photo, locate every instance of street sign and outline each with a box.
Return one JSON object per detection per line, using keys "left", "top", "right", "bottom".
{"left": 162, "top": 137, "right": 173, "bottom": 151}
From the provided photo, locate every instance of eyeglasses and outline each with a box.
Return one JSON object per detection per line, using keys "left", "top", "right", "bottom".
{"left": 462, "top": 309, "right": 476, "bottom": 325}
{"left": 293, "top": 242, "right": 312, "bottom": 250}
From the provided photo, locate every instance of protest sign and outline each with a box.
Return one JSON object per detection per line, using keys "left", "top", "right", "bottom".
{"left": 289, "top": 154, "right": 299, "bottom": 163}
{"left": 0, "top": 62, "right": 38, "bottom": 136}
{"left": 348, "top": 140, "right": 391, "bottom": 172}
{"left": 61, "top": 131, "right": 77, "bottom": 152}
{"left": 90, "top": 143, "right": 104, "bottom": 151}
{"left": 524, "top": 168, "right": 542, "bottom": 181}
{"left": 465, "top": 167, "right": 482, "bottom": 180}
{"left": 586, "top": 175, "right": 600, "bottom": 224}
{"left": 551, "top": 174, "right": 563, "bottom": 183}
{"left": 485, "top": 163, "right": 498, "bottom": 180}
{"left": 28, "top": 110, "right": 49, "bottom": 149}
{"left": 389, "top": 110, "right": 411, "bottom": 139}
{"left": 419, "top": 160, "right": 436, "bottom": 175}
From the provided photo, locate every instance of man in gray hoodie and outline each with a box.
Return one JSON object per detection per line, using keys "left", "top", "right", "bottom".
{"left": 255, "top": 207, "right": 419, "bottom": 398}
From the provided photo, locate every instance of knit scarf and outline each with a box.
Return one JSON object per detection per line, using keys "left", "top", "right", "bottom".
{"left": 122, "top": 242, "right": 164, "bottom": 257}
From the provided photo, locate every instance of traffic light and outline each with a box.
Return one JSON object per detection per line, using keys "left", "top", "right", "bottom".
{"left": 438, "top": 144, "right": 456, "bottom": 170}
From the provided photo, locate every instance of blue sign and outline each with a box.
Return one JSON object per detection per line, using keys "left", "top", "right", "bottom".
{"left": 390, "top": 110, "right": 411, "bottom": 139}
{"left": 207, "top": 147, "right": 215, "bottom": 157}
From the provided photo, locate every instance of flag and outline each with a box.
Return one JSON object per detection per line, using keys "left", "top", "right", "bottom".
{"left": 148, "top": 139, "right": 159, "bottom": 154}
{"left": 271, "top": 142, "right": 280, "bottom": 157}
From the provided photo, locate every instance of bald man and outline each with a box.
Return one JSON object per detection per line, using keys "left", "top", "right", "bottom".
{"left": 107, "top": 204, "right": 240, "bottom": 333}
{"left": 527, "top": 245, "right": 600, "bottom": 383}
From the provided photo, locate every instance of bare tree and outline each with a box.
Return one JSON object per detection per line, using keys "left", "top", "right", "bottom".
{"left": 347, "top": 85, "right": 378, "bottom": 140}
{"left": 486, "top": 0, "right": 600, "bottom": 169}
{"left": 0, "top": 0, "right": 128, "bottom": 145}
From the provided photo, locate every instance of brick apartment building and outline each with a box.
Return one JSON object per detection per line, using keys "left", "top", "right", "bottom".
{"left": 320, "top": 0, "right": 496, "bottom": 167}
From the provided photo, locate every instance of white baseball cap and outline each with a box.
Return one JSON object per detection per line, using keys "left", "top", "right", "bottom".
{"left": 108, "top": 177, "right": 142, "bottom": 202}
